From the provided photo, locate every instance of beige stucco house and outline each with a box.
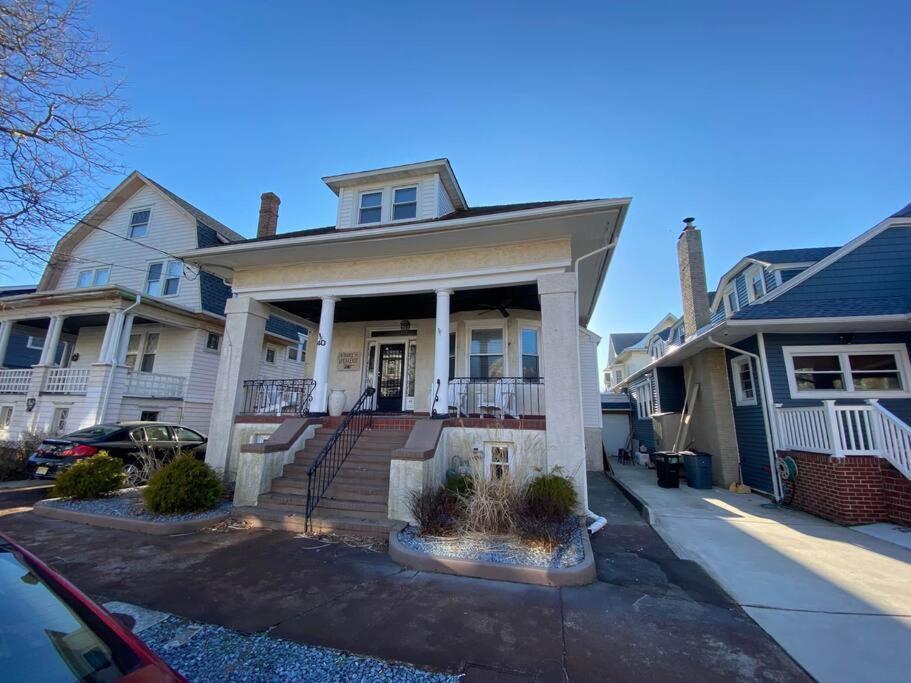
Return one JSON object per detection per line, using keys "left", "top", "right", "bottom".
{"left": 183, "top": 159, "right": 629, "bottom": 536}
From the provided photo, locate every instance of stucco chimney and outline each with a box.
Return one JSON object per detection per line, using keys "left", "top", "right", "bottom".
{"left": 257, "top": 192, "right": 280, "bottom": 238}
{"left": 677, "top": 217, "right": 711, "bottom": 338}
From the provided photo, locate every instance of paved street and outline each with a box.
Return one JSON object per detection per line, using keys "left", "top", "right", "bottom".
{"left": 0, "top": 479, "right": 807, "bottom": 681}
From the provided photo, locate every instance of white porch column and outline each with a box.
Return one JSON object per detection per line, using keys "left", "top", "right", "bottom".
{"left": 537, "top": 272, "right": 588, "bottom": 510}
{"left": 39, "top": 316, "right": 64, "bottom": 365}
{"left": 0, "top": 320, "right": 14, "bottom": 368}
{"left": 431, "top": 289, "right": 452, "bottom": 417}
{"left": 311, "top": 296, "right": 338, "bottom": 415}
{"left": 98, "top": 310, "right": 125, "bottom": 363}
{"left": 116, "top": 313, "right": 136, "bottom": 364}
{"left": 206, "top": 296, "right": 270, "bottom": 479}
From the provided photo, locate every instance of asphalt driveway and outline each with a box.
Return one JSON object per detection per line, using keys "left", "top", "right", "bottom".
{"left": 0, "top": 478, "right": 808, "bottom": 681}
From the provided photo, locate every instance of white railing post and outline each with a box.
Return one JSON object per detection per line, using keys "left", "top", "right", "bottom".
{"left": 868, "top": 399, "right": 885, "bottom": 457}
{"left": 824, "top": 400, "right": 843, "bottom": 457}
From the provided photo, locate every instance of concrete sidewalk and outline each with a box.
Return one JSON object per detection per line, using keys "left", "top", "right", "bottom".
{"left": 610, "top": 459, "right": 911, "bottom": 683}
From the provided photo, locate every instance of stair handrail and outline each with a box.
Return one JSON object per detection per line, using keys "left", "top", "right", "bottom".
{"left": 305, "top": 386, "right": 376, "bottom": 528}
{"left": 867, "top": 399, "right": 911, "bottom": 479}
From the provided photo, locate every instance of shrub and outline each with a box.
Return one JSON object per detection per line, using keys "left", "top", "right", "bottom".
{"left": 53, "top": 453, "right": 124, "bottom": 499}
{"left": 409, "top": 486, "right": 464, "bottom": 536}
{"left": 461, "top": 472, "right": 521, "bottom": 536}
{"left": 0, "top": 433, "right": 44, "bottom": 482}
{"left": 523, "top": 472, "right": 578, "bottom": 519}
{"left": 444, "top": 473, "right": 473, "bottom": 497}
{"left": 143, "top": 453, "right": 223, "bottom": 514}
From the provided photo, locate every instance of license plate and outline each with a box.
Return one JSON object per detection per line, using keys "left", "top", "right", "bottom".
{"left": 36, "top": 466, "right": 48, "bottom": 475}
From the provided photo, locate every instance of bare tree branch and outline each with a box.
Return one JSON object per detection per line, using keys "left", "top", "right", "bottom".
{"left": 0, "top": 0, "right": 148, "bottom": 270}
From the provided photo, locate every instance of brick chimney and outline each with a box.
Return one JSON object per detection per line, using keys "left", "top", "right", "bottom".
{"left": 677, "top": 217, "right": 711, "bottom": 338}
{"left": 257, "top": 192, "right": 280, "bottom": 238}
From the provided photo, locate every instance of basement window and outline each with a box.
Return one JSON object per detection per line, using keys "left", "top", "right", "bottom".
{"left": 485, "top": 443, "right": 511, "bottom": 480}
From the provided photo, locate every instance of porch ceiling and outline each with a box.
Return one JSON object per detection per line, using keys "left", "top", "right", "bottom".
{"left": 271, "top": 283, "right": 540, "bottom": 323}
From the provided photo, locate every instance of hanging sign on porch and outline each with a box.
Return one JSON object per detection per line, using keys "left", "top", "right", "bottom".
{"left": 337, "top": 351, "right": 361, "bottom": 371}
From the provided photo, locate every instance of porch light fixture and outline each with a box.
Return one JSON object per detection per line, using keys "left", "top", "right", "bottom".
{"left": 400, "top": 319, "right": 411, "bottom": 332}
{"left": 26, "top": 398, "right": 36, "bottom": 412}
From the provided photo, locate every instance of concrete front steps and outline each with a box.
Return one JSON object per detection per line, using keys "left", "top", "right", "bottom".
{"left": 235, "top": 426, "right": 409, "bottom": 539}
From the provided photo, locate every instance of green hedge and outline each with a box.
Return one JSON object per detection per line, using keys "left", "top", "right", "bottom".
{"left": 53, "top": 453, "right": 124, "bottom": 499}
{"left": 143, "top": 453, "right": 223, "bottom": 514}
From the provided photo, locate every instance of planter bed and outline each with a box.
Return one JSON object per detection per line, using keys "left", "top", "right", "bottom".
{"left": 35, "top": 488, "right": 231, "bottom": 535}
{"left": 389, "top": 519, "right": 596, "bottom": 586}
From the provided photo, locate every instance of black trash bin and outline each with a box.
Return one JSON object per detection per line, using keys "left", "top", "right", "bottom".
{"left": 653, "top": 451, "right": 681, "bottom": 488}
{"left": 682, "top": 451, "right": 713, "bottom": 489}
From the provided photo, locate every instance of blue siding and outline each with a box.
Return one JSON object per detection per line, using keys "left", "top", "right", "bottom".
{"left": 4, "top": 331, "right": 69, "bottom": 368}
{"left": 734, "top": 272, "right": 749, "bottom": 310}
{"left": 762, "top": 331, "right": 911, "bottom": 426}
{"left": 764, "top": 268, "right": 778, "bottom": 293}
{"left": 196, "top": 221, "right": 233, "bottom": 316}
{"left": 656, "top": 365, "right": 685, "bottom": 413}
{"left": 779, "top": 268, "right": 804, "bottom": 283}
{"left": 629, "top": 376, "right": 657, "bottom": 451}
{"left": 265, "top": 315, "right": 309, "bottom": 342}
{"left": 725, "top": 336, "right": 773, "bottom": 493}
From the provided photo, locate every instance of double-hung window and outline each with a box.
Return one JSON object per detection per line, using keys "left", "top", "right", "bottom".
{"left": 749, "top": 268, "right": 766, "bottom": 301}
{"left": 146, "top": 260, "right": 182, "bottom": 297}
{"left": 723, "top": 285, "right": 740, "bottom": 317}
{"left": 124, "top": 334, "right": 141, "bottom": 370}
{"left": 520, "top": 326, "right": 541, "bottom": 379}
{"left": 77, "top": 267, "right": 110, "bottom": 288}
{"left": 358, "top": 191, "right": 382, "bottom": 224}
{"left": 129, "top": 209, "right": 150, "bottom": 238}
{"left": 469, "top": 328, "right": 504, "bottom": 378}
{"left": 392, "top": 186, "right": 417, "bottom": 220}
{"left": 731, "top": 355, "right": 757, "bottom": 406}
{"left": 783, "top": 344, "right": 911, "bottom": 398}
{"left": 140, "top": 333, "right": 159, "bottom": 373}
{"left": 206, "top": 333, "right": 221, "bottom": 352}
{"left": 632, "top": 381, "right": 653, "bottom": 419}
{"left": 448, "top": 333, "right": 456, "bottom": 378}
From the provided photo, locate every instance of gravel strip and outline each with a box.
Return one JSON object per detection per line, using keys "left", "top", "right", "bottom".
{"left": 139, "top": 614, "right": 458, "bottom": 682}
{"left": 44, "top": 488, "right": 231, "bottom": 523}
{"left": 398, "top": 519, "right": 585, "bottom": 568}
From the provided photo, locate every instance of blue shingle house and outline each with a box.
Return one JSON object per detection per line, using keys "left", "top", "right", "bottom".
{"left": 621, "top": 205, "right": 911, "bottom": 527}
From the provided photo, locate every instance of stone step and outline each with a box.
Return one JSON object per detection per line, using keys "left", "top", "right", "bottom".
{"left": 271, "top": 480, "right": 389, "bottom": 498}
{"left": 261, "top": 489, "right": 388, "bottom": 510}
{"left": 278, "top": 469, "right": 390, "bottom": 486}
{"left": 235, "top": 507, "right": 395, "bottom": 539}
{"left": 294, "top": 451, "right": 396, "bottom": 465}
{"left": 305, "top": 430, "right": 409, "bottom": 445}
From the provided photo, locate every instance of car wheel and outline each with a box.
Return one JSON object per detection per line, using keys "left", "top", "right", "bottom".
{"left": 123, "top": 463, "right": 143, "bottom": 488}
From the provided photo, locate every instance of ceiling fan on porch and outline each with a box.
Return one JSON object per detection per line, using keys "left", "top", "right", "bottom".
{"left": 476, "top": 298, "right": 513, "bottom": 318}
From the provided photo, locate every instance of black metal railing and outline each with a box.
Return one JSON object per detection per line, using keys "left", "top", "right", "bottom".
{"left": 305, "top": 386, "right": 376, "bottom": 528}
{"left": 241, "top": 378, "right": 316, "bottom": 416}
{"left": 447, "top": 377, "right": 545, "bottom": 418}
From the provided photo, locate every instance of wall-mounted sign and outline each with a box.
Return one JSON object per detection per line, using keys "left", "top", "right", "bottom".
{"left": 337, "top": 351, "right": 361, "bottom": 371}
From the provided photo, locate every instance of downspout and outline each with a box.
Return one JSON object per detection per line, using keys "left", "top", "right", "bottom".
{"left": 96, "top": 295, "right": 141, "bottom": 424}
{"left": 707, "top": 335, "right": 782, "bottom": 501}
{"left": 573, "top": 240, "right": 617, "bottom": 533}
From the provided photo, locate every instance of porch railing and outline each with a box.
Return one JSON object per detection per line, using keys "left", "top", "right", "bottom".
{"left": 44, "top": 368, "right": 90, "bottom": 394}
{"left": 306, "top": 386, "right": 375, "bottom": 529}
{"left": 125, "top": 372, "right": 186, "bottom": 399}
{"left": 0, "top": 368, "right": 32, "bottom": 394}
{"left": 448, "top": 377, "right": 545, "bottom": 418}
{"left": 241, "top": 378, "right": 317, "bottom": 416}
{"left": 776, "top": 400, "right": 911, "bottom": 479}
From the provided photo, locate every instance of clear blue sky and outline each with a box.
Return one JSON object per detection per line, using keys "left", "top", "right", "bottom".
{"left": 7, "top": 1, "right": 909, "bottom": 376}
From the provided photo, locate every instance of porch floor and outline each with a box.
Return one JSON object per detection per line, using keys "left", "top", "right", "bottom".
{"left": 610, "top": 457, "right": 911, "bottom": 683}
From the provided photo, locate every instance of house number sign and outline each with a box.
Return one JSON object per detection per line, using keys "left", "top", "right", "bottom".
{"left": 337, "top": 352, "right": 361, "bottom": 371}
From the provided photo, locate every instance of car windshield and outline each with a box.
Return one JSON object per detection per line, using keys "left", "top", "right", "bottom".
{"left": 63, "top": 425, "right": 121, "bottom": 440}
{"left": 0, "top": 546, "right": 134, "bottom": 681}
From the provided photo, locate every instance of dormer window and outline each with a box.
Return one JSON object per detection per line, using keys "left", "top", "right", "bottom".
{"left": 723, "top": 285, "right": 740, "bottom": 317}
{"left": 748, "top": 267, "right": 766, "bottom": 301}
{"left": 393, "top": 186, "right": 417, "bottom": 220}
{"left": 358, "top": 191, "right": 382, "bottom": 224}
{"left": 130, "top": 209, "right": 150, "bottom": 238}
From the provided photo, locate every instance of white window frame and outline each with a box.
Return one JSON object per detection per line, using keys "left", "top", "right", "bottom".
{"left": 139, "top": 332, "right": 159, "bottom": 373}
{"left": 77, "top": 267, "right": 110, "bottom": 288}
{"left": 357, "top": 189, "right": 384, "bottom": 225}
{"left": 129, "top": 208, "right": 151, "bottom": 238}
{"left": 782, "top": 344, "right": 911, "bottom": 399}
{"left": 466, "top": 321, "right": 508, "bottom": 378}
{"left": 484, "top": 442, "right": 512, "bottom": 480}
{"left": 730, "top": 355, "right": 758, "bottom": 406}
{"left": 145, "top": 260, "right": 182, "bottom": 298}
{"left": 52, "top": 407, "right": 69, "bottom": 436}
{"left": 264, "top": 345, "right": 276, "bottom": 364}
{"left": 391, "top": 185, "right": 418, "bottom": 222}
{"left": 747, "top": 266, "right": 766, "bottom": 302}
{"left": 205, "top": 332, "right": 221, "bottom": 353}
{"left": 0, "top": 405, "right": 12, "bottom": 428}
{"left": 723, "top": 284, "right": 740, "bottom": 317}
{"left": 26, "top": 335, "right": 44, "bottom": 350}
{"left": 518, "top": 320, "right": 543, "bottom": 379}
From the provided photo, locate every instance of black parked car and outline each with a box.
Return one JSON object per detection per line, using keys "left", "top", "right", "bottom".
{"left": 27, "top": 422, "right": 207, "bottom": 486}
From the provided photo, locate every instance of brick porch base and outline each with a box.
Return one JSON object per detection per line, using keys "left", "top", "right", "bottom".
{"left": 779, "top": 450, "right": 911, "bottom": 527}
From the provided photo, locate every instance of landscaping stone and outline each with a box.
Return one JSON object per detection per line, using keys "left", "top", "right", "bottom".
{"left": 42, "top": 488, "right": 231, "bottom": 523}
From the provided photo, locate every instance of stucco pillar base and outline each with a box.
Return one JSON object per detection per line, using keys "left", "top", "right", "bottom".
{"left": 537, "top": 272, "right": 588, "bottom": 510}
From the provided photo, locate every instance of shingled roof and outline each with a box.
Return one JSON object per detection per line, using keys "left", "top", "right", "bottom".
{"left": 746, "top": 247, "right": 839, "bottom": 264}
{"left": 609, "top": 332, "right": 647, "bottom": 354}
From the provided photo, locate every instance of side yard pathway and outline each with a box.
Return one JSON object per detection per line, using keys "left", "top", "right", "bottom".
{"left": 610, "top": 460, "right": 911, "bottom": 683}
{"left": 1, "top": 480, "right": 808, "bottom": 681}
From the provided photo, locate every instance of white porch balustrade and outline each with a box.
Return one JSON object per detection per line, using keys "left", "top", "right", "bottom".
{"left": 125, "top": 371, "right": 186, "bottom": 399}
{"left": 0, "top": 368, "right": 32, "bottom": 394}
{"left": 775, "top": 400, "right": 911, "bottom": 479}
{"left": 43, "top": 368, "right": 90, "bottom": 394}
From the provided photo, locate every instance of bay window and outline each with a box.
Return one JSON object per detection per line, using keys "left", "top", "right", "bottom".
{"left": 469, "top": 328, "right": 504, "bottom": 378}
